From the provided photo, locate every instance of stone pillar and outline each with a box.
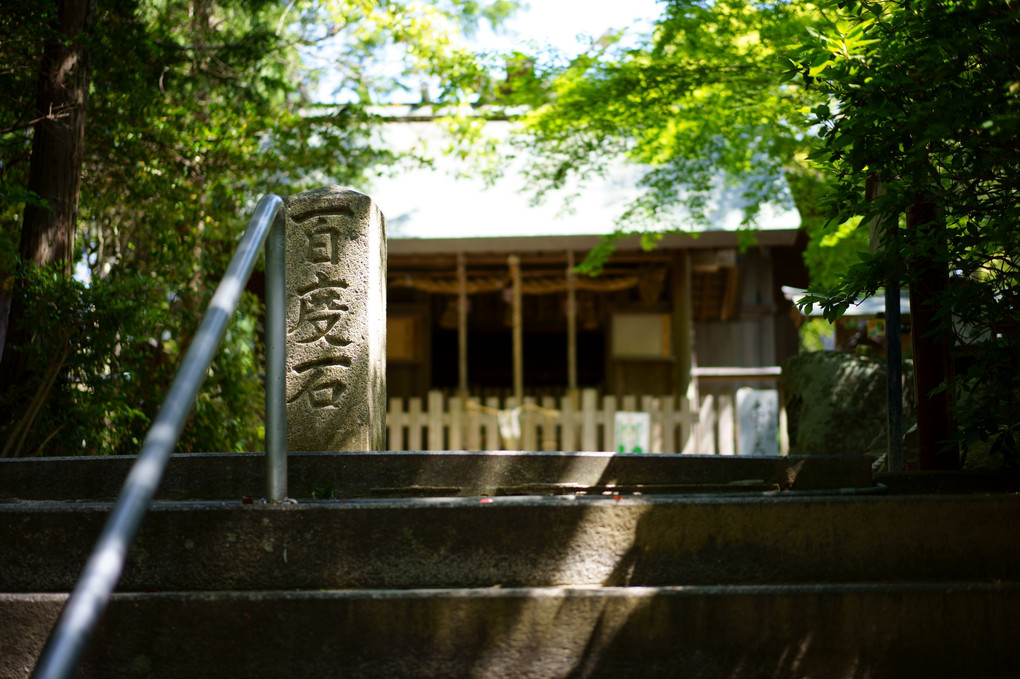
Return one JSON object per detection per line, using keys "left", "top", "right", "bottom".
{"left": 284, "top": 186, "right": 386, "bottom": 451}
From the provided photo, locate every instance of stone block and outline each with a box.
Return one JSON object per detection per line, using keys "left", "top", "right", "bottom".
{"left": 736, "top": 387, "right": 779, "bottom": 455}
{"left": 781, "top": 351, "right": 914, "bottom": 456}
{"left": 284, "top": 186, "right": 386, "bottom": 451}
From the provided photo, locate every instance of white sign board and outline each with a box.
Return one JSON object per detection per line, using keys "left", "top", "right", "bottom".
{"left": 615, "top": 411, "right": 651, "bottom": 454}
{"left": 736, "top": 388, "right": 780, "bottom": 456}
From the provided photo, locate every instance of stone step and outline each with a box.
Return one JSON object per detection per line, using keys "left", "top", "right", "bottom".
{"left": 3, "top": 495, "right": 1017, "bottom": 592}
{"left": 0, "top": 451, "right": 874, "bottom": 502}
{"left": 3, "top": 583, "right": 1018, "bottom": 678}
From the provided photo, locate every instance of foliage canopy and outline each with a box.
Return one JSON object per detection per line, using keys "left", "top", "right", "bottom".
{"left": 794, "top": 0, "right": 1019, "bottom": 461}
{"left": 0, "top": 0, "right": 514, "bottom": 456}
{"left": 508, "top": 0, "right": 1019, "bottom": 463}
{"left": 3, "top": 0, "right": 1016, "bottom": 464}
{"left": 507, "top": 0, "right": 865, "bottom": 279}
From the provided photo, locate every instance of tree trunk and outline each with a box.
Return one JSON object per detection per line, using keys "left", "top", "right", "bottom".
{"left": 907, "top": 195, "right": 959, "bottom": 470}
{"left": 0, "top": 0, "right": 94, "bottom": 391}
{"left": 19, "top": 0, "right": 94, "bottom": 270}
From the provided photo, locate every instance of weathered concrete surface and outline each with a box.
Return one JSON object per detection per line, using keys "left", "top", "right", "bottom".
{"left": 0, "top": 452, "right": 876, "bottom": 502}
{"left": 284, "top": 186, "right": 386, "bottom": 451}
{"left": 3, "top": 584, "right": 1018, "bottom": 679}
{"left": 2, "top": 495, "right": 1018, "bottom": 591}
{"left": 877, "top": 469, "right": 1020, "bottom": 494}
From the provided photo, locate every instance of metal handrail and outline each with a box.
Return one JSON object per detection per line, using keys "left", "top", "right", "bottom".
{"left": 31, "top": 194, "right": 289, "bottom": 679}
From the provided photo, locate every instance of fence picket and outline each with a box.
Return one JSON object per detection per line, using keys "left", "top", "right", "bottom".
{"left": 561, "top": 394, "right": 576, "bottom": 451}
{"left": 483, "top": 396, "right": 500, "bottom": 451}
{"left": 662, "top": 395, "right": 676, "bottom": 454}
{"left": 641, "top": 395, "right": 660, "bottom": 453}
{"left": 540, "top": 396, "right": 558, "bottom": 451}
{"left": 680, "top": 381, "right": 698, "bottom": 454}
{"left": 521, "top": 397, "right": 537, "bottom": 451}
{"left": 602, "top": 395, "right": 617, "bottom": 453}
{"left": 427, "top": 391, "right": 444, "bottom": 451}
{"left": 717, "top": 390, "right": 735, "bottom": 456}
{"left": 448, "top": 396, "right": 463, "bottom": 450}
{"left": 407, "top": 397, "right": 423, "bottom": 450}
{"left": 466, "top": 399, "right": 481, "bottom": 451}
{"left": 581, "top": 389, "right": 598, "bottom": 452}
{"left": 701, "top": 394, "right": 717, "bottom": 455}
{"left": 388, "top": 397, "right": 405, "bottom": 451}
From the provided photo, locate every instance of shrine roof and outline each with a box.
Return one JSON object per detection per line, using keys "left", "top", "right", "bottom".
{"left": 350, "top": 105, "right": 801, "bottom": 241}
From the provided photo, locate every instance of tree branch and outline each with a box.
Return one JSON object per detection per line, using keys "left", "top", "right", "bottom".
{"left": 0, "top": 104, "right": 76, "bottom": 136}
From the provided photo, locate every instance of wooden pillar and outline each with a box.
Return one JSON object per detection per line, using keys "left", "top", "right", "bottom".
{"left": 759, "top": 248, "right": 776, "bottom": 366}
{"left": 672, "top": 250, "right": 700, "bottom": 453}
{"left": 457, "top": 252, "right": 468, "bottom": 398}
{"left": 508, "top": 254, "right": 523, "bottom": 404}
{"left": 566, "top": 250, "right": 578, "bottom": 392}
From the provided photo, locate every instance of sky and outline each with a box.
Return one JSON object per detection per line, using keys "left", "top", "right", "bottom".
{"left": 475, "top": 0, "right": 665, "bottom": 57}
{"left": 306, "top": 0, "right": 666, "bottom": 104}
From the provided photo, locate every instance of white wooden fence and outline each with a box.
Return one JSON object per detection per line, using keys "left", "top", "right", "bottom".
{"left": 387, "top": 389, "right": 696, "bottom": 453}
{"left": 386, "top": 385, "right": 785, "bottom": 455}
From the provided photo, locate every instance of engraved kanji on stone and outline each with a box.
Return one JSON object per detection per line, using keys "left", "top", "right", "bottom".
{"left": 284, "top": 186, "right": 386, "bottom": 451}
{"left": 289, "top": 270, "right": 352, "bottom": 346}
{"left": 287, "top": 357, "right": 352, "bottom": 409}
{"left": 308, "top": 220, "right": 344, "bottom": 265}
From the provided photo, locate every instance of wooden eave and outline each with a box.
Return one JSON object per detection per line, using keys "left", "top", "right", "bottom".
{"left": 387, "top": 229, "right": 801, "bottom": 260}
{"left": 386, "top": 229, "right": 803, "bottom": 324}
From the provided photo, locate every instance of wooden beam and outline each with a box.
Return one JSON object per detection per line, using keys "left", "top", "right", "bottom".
{"left": 387, "top": 229, "right": 802, "bottom": 257}
{"left": 720, "top": 267, "right": 741, "bottom": 322}
{"left": 691, "top": 366, "right": 782, "bottom": 380}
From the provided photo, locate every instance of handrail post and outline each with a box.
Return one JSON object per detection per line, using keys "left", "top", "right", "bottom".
{"left": 265, "top": 209, "right": 287, "bottom": 501}
{"left": 30, "top": 194, "right": 288, "bottom": 679}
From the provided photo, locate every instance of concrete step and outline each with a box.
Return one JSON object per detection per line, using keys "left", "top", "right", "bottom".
{"left": 0, "top": 451, "right": 875, "bottom": 502}
{"left": 3, "top": 584, "right": 1018, "bottom": 678}
{"left": 3, "top": 495, "right": 1018, "bottom": 592}
{"left": 7, "top": 454, "right": 1017, "bottom": 677}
